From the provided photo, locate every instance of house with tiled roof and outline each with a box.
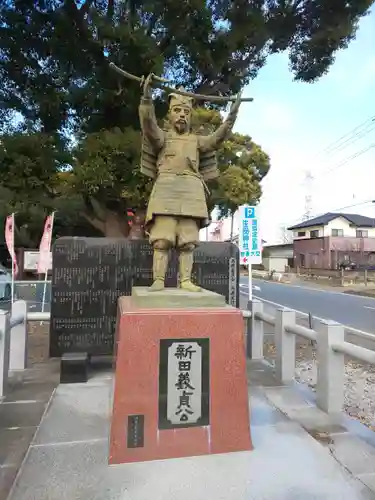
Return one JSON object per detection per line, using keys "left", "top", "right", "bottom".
{"left": 287, "top": 213, "right": 375, "bottom": 269}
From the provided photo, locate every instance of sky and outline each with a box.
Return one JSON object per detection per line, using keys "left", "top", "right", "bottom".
{"left": 201, "top": 6, "right": 375, "bottom": 244}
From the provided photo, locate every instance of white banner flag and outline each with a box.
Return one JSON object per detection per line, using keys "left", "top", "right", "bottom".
{"left": 5, "top": 213, "right": 18, "bottom": 277}
{"left": 37, "top": 213, "right": 55, "bottom": 274}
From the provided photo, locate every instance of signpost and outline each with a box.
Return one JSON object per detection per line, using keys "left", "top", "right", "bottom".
{"left": 238, "top": 205, "right": 262, "bottom": 301}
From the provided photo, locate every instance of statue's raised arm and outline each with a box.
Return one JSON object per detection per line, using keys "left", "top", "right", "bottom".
{"left": 138, "top": 74, "right": 165, "bottom": 179}
{"left": 199, "top": 93, "right": 242, "bottom": 154}
{"left": 138, "top": 74, "right": 165, "bottom": 155}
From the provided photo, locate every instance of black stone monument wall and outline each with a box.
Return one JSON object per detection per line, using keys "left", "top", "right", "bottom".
{"left": 50, "top": 237, "right": 239, "bottom": 357}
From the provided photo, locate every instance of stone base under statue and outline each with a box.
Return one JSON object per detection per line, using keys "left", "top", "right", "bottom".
{"left": 109, "top": 287, "right": 252, "bottom": 465}
{"left": 131, "top": 285, "right": 227, "bottom": 308}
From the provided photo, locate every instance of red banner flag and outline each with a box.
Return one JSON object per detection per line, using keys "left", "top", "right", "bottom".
{"left": 5, "top": 213, "right": 18, "bottom": 277}
{"left": 37, "top": 213, "right": 55, "bottom": 274}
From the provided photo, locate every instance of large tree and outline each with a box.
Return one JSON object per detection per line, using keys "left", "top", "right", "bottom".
{"left": 1, "top": 0, "right": 373, "bottom": 133}
{"left": 0, "top": 0, "right": 372, "bottom": 235}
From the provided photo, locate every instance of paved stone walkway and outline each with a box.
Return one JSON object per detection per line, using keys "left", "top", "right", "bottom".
{"left": 2, "top": 359, "right": 375, "bottom": 499}
{"left": 0, "top": 361, "right": 59, "bottom": 500}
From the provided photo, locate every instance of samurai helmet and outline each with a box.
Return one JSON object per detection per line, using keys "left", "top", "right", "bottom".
{"left": 168, "top": 87, "right": 193, "bottom": 110}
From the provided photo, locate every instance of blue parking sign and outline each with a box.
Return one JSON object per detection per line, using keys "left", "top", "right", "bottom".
{"left": 244, "top": 207, "right": 255, "bottom": 219}
{"left": 239, "top": 205, "right": 261, "bottom": 265}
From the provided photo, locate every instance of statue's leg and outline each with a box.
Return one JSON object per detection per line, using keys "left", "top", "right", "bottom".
{"left": 150, "top": 239, "right": 171, "bottom": 291}
{"left": 177, "top": 218, "right": 201, "bottom": 293}
{"left": 148, "top": 216, "right": 176, "bottom": 292}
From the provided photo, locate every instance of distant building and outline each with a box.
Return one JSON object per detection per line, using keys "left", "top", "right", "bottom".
{"left": 288, "top": 212, "right": 375, "bottom": 269}
{"left": 262, "top": 243, "right": 293, "bottom": 272}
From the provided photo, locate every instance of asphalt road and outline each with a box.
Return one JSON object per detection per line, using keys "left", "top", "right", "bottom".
{"left": 239, "top": 277, "right": 375, "bottom": 336}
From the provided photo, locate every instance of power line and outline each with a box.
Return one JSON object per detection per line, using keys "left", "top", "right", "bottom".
{"left": 298, "top": 115, "right": 375, "bottom": 185}
{"left": 320, "top": 117, "right": 375, "bottom": 157}
{"left": 273, "top": 115, "right": 375, "bottom": 229}
{"left": 324, "top": 142, "right": 375, "bottom": 175}
{"left": 322, "top": 121, "right": 375, "bottom": 158}
{"left": 317, "top": 198, "right": 375, "bottom": 215}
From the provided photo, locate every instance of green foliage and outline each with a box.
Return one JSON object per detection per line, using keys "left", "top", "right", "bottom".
{"left": 0, "top": 135, "right": 101, "bottom": 246}
{"left": 214, "top": 164, "right": 262, "bottom": 213}
{"left": 1, "top": 0, "right": 372, "bottom": 135}
{"left": 0, "top": 133, "right": 72, "bottom": 245}
{"left": 0, "top": 132, "right": 68, "bottom": 197}
{"left": 73, "top": 127, "right": 152, "bottom": 208}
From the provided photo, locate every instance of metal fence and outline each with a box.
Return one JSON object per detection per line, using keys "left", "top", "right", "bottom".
{"left": 295, "top": 267, "right": 375, "bottom": 285}
{"left": 0, "top": 281, "right": 51, "bottom": 313}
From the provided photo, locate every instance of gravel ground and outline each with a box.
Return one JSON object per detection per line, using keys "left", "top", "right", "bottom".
{"left": 264, "top": 338, "right": 375, "bottom": 432}
{"left": 295, "top": 357, "right": 375, "bottom": 431}
{"left": 27, "top": 321, "right": 50, "bottom": 365}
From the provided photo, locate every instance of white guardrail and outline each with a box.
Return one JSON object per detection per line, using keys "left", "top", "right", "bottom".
{"left": 0, "top": 301, "right": 51, "bottom": 398}
{"left": 1, "top": 298, "right": 375, "bottom": 415}
{"left": 246, "top": 299, "right": 375, "bottom": 414}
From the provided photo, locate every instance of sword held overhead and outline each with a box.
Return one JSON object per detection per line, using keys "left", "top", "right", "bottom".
{"left": 109, "top": 62, "right": 254, "bottom": 103}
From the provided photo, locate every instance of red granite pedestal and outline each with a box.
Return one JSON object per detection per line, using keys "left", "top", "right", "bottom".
{"left": 109, "top": 294, "right": 252, "bottom": 465}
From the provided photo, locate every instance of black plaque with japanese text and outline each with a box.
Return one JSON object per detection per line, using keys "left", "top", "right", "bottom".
{"left": 50, "top": 238, "right": 239, "bottom": 357}
{"left": 127, "top": 415, "right": 145, "bottom": 448}
{"left": 158, "top": 338, "right": 210, "bottom": 430}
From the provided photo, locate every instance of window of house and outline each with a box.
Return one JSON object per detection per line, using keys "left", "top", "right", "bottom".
{"left": 356, "top": 230, "right": 368, "bottom": 238}
{"left": 331, "top": 229, "right": 344, "bottom": 237}
{"left": 310, "top": 230, "right": 319, "bottom": 238}
{"left": 297, "top": 231, "right": 306, "bottom": 237}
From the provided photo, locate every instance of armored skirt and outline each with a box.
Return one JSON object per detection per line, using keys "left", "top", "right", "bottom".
{"left": 145, "top": 173, "right": 209, "bottom": 229}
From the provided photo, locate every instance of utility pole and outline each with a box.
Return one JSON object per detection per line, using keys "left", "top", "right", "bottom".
{"left": 302, "top": 170, "right": 314, "bottom": 221}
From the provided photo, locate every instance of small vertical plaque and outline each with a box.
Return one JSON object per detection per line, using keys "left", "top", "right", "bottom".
{"left": 159, "top": 338, "right": 209, "bottom": 430}
{"left": 228, "top": 257, "right": 237, "bottom": 307}
{"left": 127, "top": 414, "right": 145, "bottom": 448}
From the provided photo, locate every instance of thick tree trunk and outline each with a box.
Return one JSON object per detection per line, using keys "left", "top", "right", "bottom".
{"left": 81, "top": 209, "right": 128, "bottom": 237}
{"left": 81, "top": 206, "right": 146, "bottom": 238}
{"left": 104, "top": 211, "right": 129, "bottom": 237}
